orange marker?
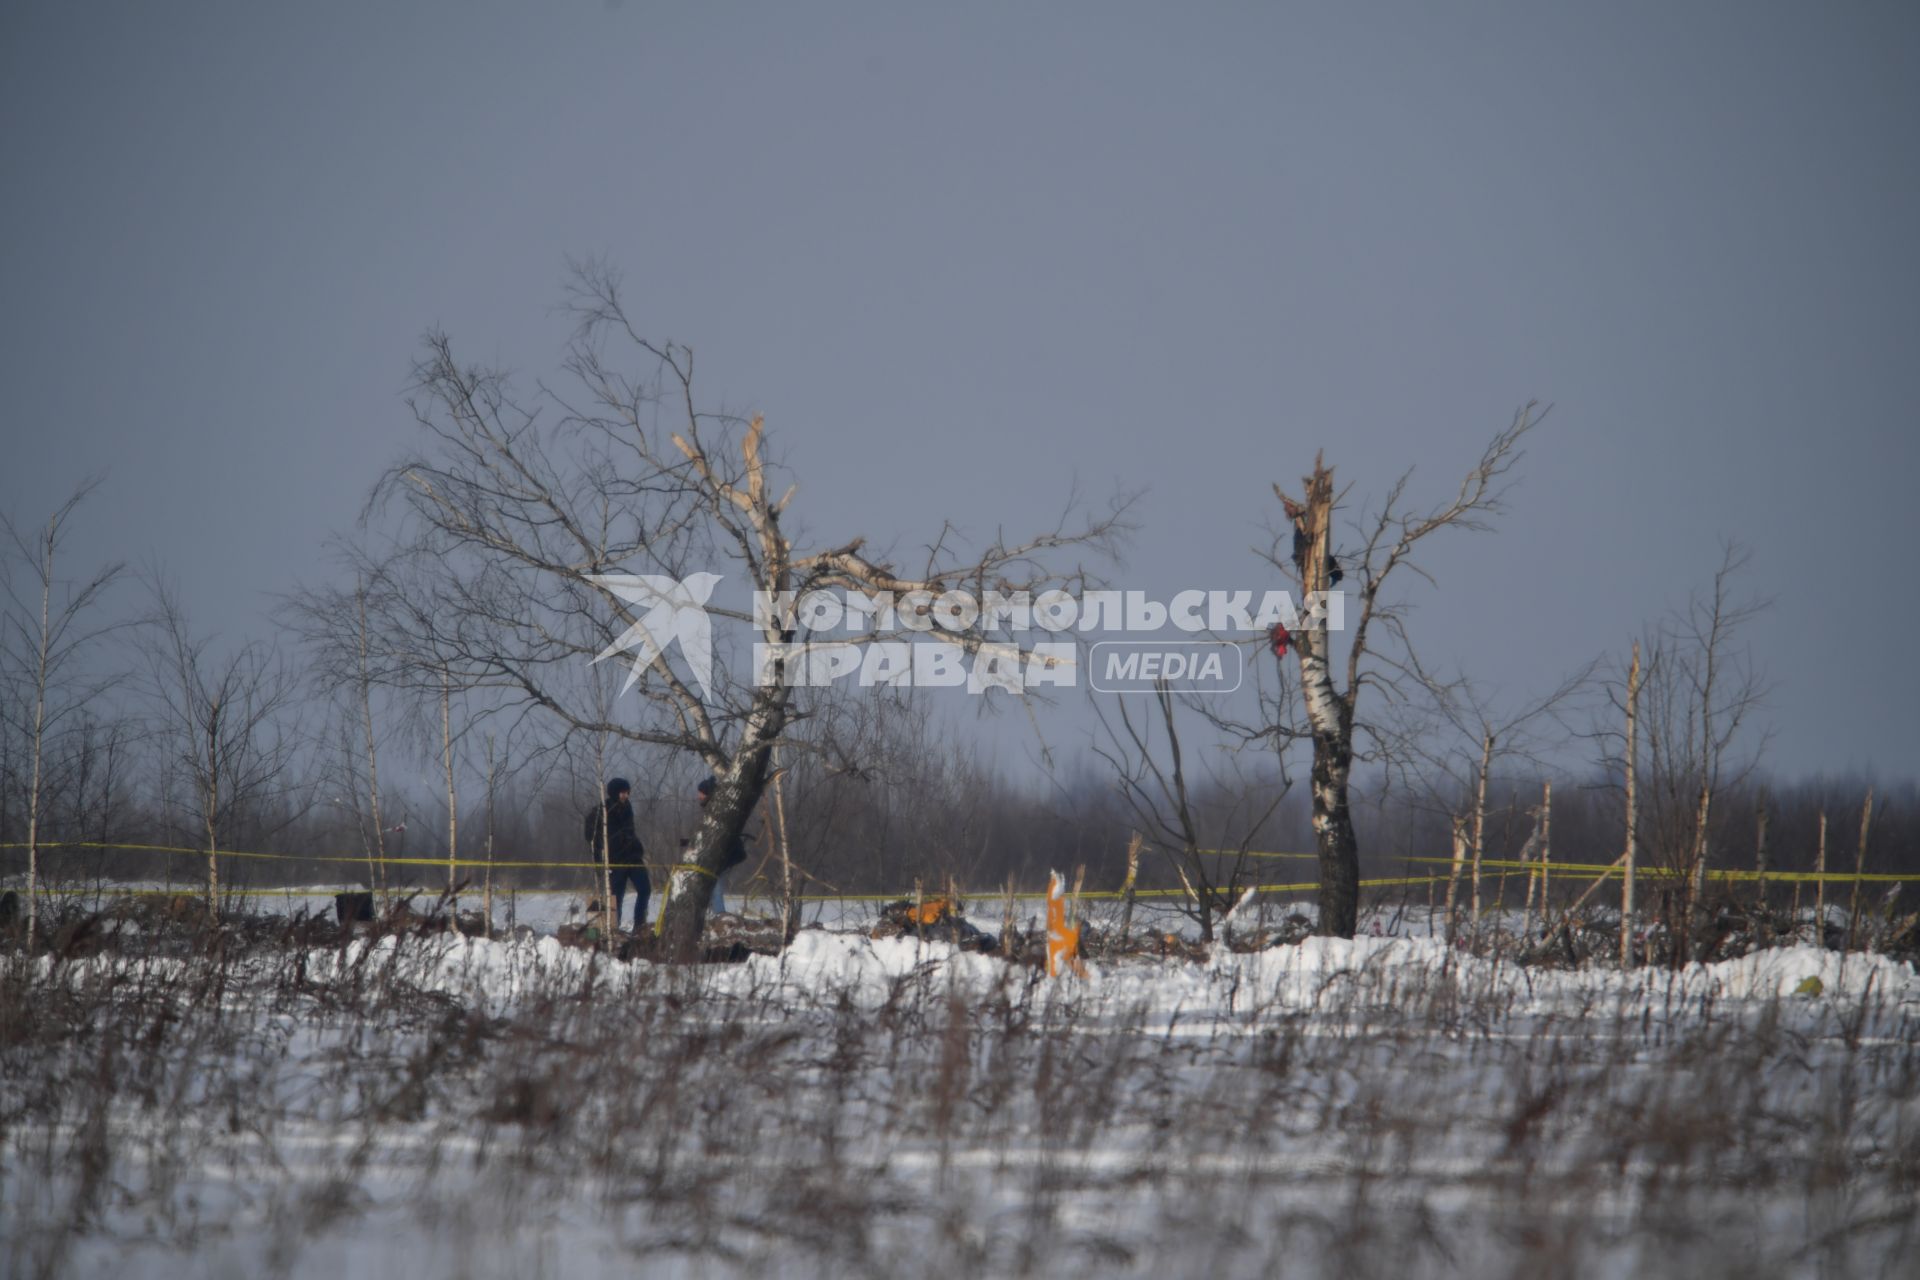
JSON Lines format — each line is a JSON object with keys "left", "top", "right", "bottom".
{"left": 1045, "top": 871, "right": 1085, "bottom": 978}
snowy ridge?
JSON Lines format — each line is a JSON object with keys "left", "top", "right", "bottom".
{"left": 273, "top": 926, "right": 1920, "bottom": 1018}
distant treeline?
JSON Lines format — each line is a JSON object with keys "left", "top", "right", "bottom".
{"left": 6, "top": 734, "right": 1909, "bottom": 909}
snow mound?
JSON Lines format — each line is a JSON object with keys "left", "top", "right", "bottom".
{"left": 1687, "top": 943, "right": 1914, "bottom": 1000}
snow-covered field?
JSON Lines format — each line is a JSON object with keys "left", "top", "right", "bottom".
{"left": 3, "top": 911, "right": 1916, "bottom": 1279}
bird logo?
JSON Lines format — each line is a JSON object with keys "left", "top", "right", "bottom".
{"left": 587, "top": 572, "right": 723, "bottom": 701}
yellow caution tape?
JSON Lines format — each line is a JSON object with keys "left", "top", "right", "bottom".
{"left": 1401, "top": 854, "right": 1920, "bottom": 883}
{"left": 1, "top": 841, "right": 694, "bottom": 873}
{"left": 11, "top": 840, "right": 1917, "bottom": 906}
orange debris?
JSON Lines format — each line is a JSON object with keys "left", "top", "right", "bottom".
{"left": 908, "top": 895, "right": 953, "bottom": 926}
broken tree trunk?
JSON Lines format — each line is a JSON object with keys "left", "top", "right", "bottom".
{"left": 1847, "top": 788, "right": 1874, "bottom": 950}
{"left": 1287, "top": 457, "right": 1360, "bottom": 937}
{"left": 442, "top": 671, "right": 459, "bottom": 937}
{"left": 1815, "top": 808, "right": 1828, "bottom": 942}
{"left": 770, "top": 743, "right": 798, "bottom": 943}
{"left": 1470, "top": 731, "right": 1493, "bottom": 928}
{"left": 1683, "top": 768, "right": 1712, "bottom": 966}
{"left": 655, "top": 691, "right": 784, "bottom": 960}
{"left": 1540, "top": 780, "right": 1552, "bottom": 919}
{"left": 1521, "top": 782, "right": 1551, "bottom": 940}
{"left": 1444, "top": 815, "right": 1467, "bottom": 943}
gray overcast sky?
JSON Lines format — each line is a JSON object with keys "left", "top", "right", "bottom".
{"left": 3, "top": 1, "right": 1916, "bottom": 778}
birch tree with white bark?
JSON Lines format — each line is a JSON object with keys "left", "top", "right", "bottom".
{"left": 0, "top": 481, "right": 127, "bottom": 947}
{"left": 145, "top": 582, "right": 300, "bottom": 920}
{"left": 1262, "top": 407, "right": 1544, "bottom": 938}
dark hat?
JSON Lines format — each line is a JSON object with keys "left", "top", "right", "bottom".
{"left": 696, "top": 776, "right": 716, "bottom": 797}
{"left": 607, "top": 777, "right": 631, "bottom": 801}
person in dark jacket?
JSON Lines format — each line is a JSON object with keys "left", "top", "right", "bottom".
{"left": 696, "top": 775, "right": 751, "bottom": 913}
{"left": 585, "top": 777, "right": 649, "bottom": 932}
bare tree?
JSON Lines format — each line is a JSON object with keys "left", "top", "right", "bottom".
{"left": 145, "top": 582, "right": 300, "bottom": 919}
{"left": 288, "top": 573, "right": 404, "bottom": 907}
{"left": 1262, "top": 407, "right": 1545, "bottom": 937}
{"left": 1092, "top": 681, "right": 1290, "bottom": 943}
{"left": 378, "top": 589, "right": 494, "bottom": 930}
{"left": 43, "top": 711, "right": 143, "bottom": 865}
{"left": 1400, "top": 657, "right": 1594, "bottom": 940}
{"left": 1631, "top": 544, "right": 1769, "bottom": 965}
{"left": 356, "top": 262, "right": 1129, "bottom": 957}
{"left": 749, "top": 683, "right": 1006, "bottom": 895}
{"left": 1, "top": 481, "right": 127, "bottom": 946}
